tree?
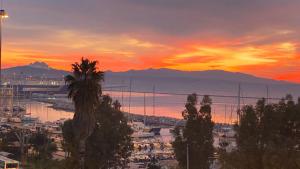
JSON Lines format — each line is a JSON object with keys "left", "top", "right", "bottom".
{"left": 172, "top": 94, "right": 214, "bottom": 169}
{"left": 62, "top": 120, "right": 76, "bottom": 159}
{"left": 26, "top": 159, "right": 67, "bottom": 169}
{"left": 147, "top": 157, "right": 162, "bottom": 169}
{"left": 220, "top": 95, "right": 300, "bottom": 169}
{"left": 29, "top": 131, "right": 57, "bottom": 159}
{"left": 65, "top": 58, "right": 104, "bottom": 169}
{"left": 62, "top": 95, "right": 133, "bottom": 169}
{"left": 0, "top": 129, "right": 24, "bottom": 160}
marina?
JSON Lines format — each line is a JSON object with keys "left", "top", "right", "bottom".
{"left": 0, "top": 80, "right": 249, "bottom": 168}
{"left": 0, "top": 94, "right": 180, "bottom": 168}
{"left": 0, "top": 93, "right": 237, "bottom": 168}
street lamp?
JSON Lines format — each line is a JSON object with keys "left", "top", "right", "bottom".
{"left": 0, "top": 8, "right": 8, "bottom": 85}
{"left": 187, "top": 142, "right": 189, "bottom": 169}
{"left": 182, "top": 137, "right": 190, "bottom": 169}
{"left": 0, "top": 9, "right": 8, "bottom": 18}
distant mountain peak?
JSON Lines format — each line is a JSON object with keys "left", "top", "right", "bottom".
{"left": 28, "top": 62, "right": 50, "bottom": 70}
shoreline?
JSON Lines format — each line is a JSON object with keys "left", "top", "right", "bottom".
{"left": 32, "top": 97, "right": 182, "bottom": 127}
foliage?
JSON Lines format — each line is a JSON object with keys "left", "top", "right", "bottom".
{"left": 62, "top": 95, "right": 133, "bottom": 169}
{"left": 62, "top": 120, "right": 76, "bottom": 158}
{"left": 0, "top": 130, "right": 21, "bottom": 159}
{"left": 147, "top": 157, "right": 162, "bottom": 169}
{"left": 219, "top": 95, "right": 300, "bottom": 169}
{"left": 29, "top": 131, "right": 57, "bottom": 159}
{"left": 172, "top": 94, "right": 214, "bottom": 169}
{"left": 26, "top": 158, "right": 67, "bottom": 169}
{"left": 65, "top": 58, "right": 104, "bottom": 168}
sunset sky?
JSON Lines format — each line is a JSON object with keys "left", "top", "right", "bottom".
{"left": 2, "top": 0, "right": 300, "bottom": 82}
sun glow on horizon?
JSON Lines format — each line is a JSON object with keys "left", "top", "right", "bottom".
{"left": 2, "top": 36, "right": 300, "bottom": 83}
{"left": 1, "top": 21, "right": 300, "bottom": 84}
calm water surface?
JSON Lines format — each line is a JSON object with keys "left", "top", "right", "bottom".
{"left": 21, "top": 100, "right": 73, "bottom": 122}
{"left": 16, "top": 89, "right": 271, "bottom": 124}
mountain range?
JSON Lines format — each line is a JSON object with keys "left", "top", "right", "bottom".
{"left": 3, "top": 62, "right": 68, "bottom": 79}
{"left": 3, "top": 62, "right": 300, "bottom": 98}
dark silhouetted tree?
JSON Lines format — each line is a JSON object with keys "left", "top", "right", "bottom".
{"left": 29, "top": 131, "right": 57, "bottom": 159}
{"left": 65, "top": 58, "right": 104, "bottom": 169}
{"left": 62, "top": 95, "right": 133, "bottom": 169}
{"left": 147, "top": 157, "right": 162, "bottom": 169}
{"left": 220, "top": 95, "right": 300, "bottom": 169}
{"left": 172, "top": 94, "right": 214, "bottom": 169}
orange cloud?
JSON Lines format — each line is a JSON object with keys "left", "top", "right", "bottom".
{"left": 164, "top": 42, "right": 297, "bottom": 72}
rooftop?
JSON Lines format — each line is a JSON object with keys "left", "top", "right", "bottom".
{"left": 0, "top": 155, "right": 19, "bottom": 163}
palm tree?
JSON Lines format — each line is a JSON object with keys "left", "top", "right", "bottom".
{"left": 65, "top": 58, "right": 104, "bottom": 169}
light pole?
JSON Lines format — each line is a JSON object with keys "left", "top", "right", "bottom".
{"left": 182, "top": 137, "right": 190, "bottom": 169}
{"left": 187, "top": 142, "right": 189, "bottom": 169}
{"left": 0, "top": 8, "right": 8, "bottom": 85}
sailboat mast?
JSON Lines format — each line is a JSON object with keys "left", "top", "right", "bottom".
{"left": 144, "top": 92, "right": 146, "bottom": 125}
{"left": 237, "top": 83, "right": 241, "bottom": 123}
{"left": 128, "top": 79, "right": 132, "bottom": 113}
{"left": 152, "top": 85, "right": 155, "bottom": 116}
{"left": 266, "top": 85, "right": 269, "bottom": 104}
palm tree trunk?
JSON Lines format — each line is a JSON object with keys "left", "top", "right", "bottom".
{"left": 73, "top": 101, "right": 97, "bottom": 169}
{"left": 74, "top": 111, "right": 95, "bottom": 169}
{"left": 79, "top": 139, "right": 86, "bottom": 169}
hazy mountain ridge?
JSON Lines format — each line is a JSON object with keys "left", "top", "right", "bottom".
{"left": 3, "top": 62, "right": 69, "bottom": 79}
{"left": 106, "top": 68, "right": 292, "bottom": 85}
{"left": 2, "top": 62, "right": 297, "bottom": 85}
{"left": 28, "top": 61, "right": 51, "bottom": 70}
{"left": 3, "top": 62, "right": 300, "bottom": 98}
